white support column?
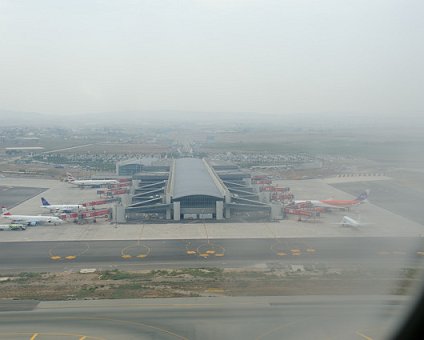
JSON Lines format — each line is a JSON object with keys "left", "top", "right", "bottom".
{"left": 216, "top": 201, "right": 223, "bottom": 220}
{"left": 120, "top": 194, "right": 130, "bottom": 207}
{"left": 131, "top": 180, "right": 140, "bottom": 195}
{"left": 173, "top": 201, "right": 180, "bottom": 221}
{"left": 225, "top": 206, "right": 231, "bottom": 219}
{"left": 270, "top": 203, "right": 282, "bottom": 220}
{"left": 114, "top": 205, "right": 127, "bottom": 223}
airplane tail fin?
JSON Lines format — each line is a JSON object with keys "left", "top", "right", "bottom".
{"left": 1, "top": 207, "right": 11, "bottom": 216}
{"left": 41, "top": 197, "right": 50, "bottom": 206}
{"left": 356, "top": 189, "right": 370, "bottom": 202}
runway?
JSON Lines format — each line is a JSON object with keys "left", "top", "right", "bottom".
{"left": 0, "top": 296, "right": 409, "bottom": 339}
{"left": 1, "top": 237, "right": 423, "bottom": 273}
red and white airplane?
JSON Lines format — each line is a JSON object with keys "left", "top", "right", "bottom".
{"left": 294, "top": 190, "right": 369, "bottom": 210}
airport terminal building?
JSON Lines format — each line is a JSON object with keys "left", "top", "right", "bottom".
{"left": 120, "top": 158, "right": 273, "bottom": 222}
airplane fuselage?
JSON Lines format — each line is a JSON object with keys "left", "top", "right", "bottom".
{"left": 294, "top": 199, "right": 361, "bottom": 209}
{"left": 294, "top": 190, "right": 369, "bottom": 209}
{"left": 41, "top": 204, "right": 84, "bottom": 212}
{"left": 70, "top": 180, "right": 119, "bottom": 187}
{"left": 320, "top": 199, "right": 362, "bottom": 207}
{"left": 2, "top": 214, "right": 64, "bottom": 225}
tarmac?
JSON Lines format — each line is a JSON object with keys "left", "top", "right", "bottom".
{"left": 0, "top": 176, "right": 422, "bottom": 242}
{"left": 331, "top": 179, "right": 424, "bottom": 225}
{"left": 0, "top": 296, "right": 408, "bottom": 340}
{"left": 1, "top": 237, "right": 422, "bottom": 273}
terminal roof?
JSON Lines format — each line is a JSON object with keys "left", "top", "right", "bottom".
{"left": 172, "top": 158, "right": 223, "bottom": 199}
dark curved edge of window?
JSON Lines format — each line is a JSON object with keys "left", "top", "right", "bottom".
{"left": 392, "top": 287, "right": 424, "bottom": 339}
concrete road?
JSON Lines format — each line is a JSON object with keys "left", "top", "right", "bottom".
{"left": 0, "top": 296, "right": 410, "bottom": 339}
{"left": 1, "top": 237, "right": 423, "bottom": 273}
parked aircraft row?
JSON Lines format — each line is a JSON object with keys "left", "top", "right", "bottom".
{"left": 1, "top": 192, "right": 117, "bottom": 226}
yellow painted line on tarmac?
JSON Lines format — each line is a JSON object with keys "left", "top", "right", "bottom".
{"left": 30, "top": 333, "right": 38, "bottom": 340}
{"left": 48, "top": 242, "right": 90, "bottom": 261}
{"left": 270, "top": 242, "right": 287, "bottom": 256}
{"left": 291, "top": 252, "right": 301, "bottom": 256}
{"left": 49, "top": 248, "right": 61, "bottom": 260}
{"left": 80, "top": 337, "right": 87, "bottom": 340}
{"left": 121, "top": 245, "right": 131, "bottom": 257}
{"left": 306, "top": 248, "right": 316, "bottom": 253}
{"left": 215, "top": 245, "right": 225, "bottom": 257}
{"left": 80, "top": 243, "right": 90, "bottom": 256}
{"left": 355, "top": 330, "right": 374, "bottom": 340}
{"left": 291, "top": 249, "right": 301, "bottom": 253}
{"left": 46, "top": 316, "right": 189, "bottom": 340}
{"left": 186, "top": 250, "right": 196, "bottom": 255}
{"left": 121, "top": 242, "right": 150, "bottom": 260}
{"left": 196, "top": 242, "right": 225, "bottom": 258}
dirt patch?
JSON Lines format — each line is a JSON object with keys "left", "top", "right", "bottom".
{"left": 0, "top": 267, "right": 418, "bottom": 301}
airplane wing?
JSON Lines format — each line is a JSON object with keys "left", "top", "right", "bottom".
{"left": 331, "top": 221, "right": 374, "bottom": 226}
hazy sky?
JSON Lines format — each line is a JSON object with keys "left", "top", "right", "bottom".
{"left": 0, "top": 0, "right": 423, "bottom": 117}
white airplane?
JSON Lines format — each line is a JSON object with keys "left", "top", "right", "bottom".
{"left": 66, "top": 173, "right": 119, "bottom": 188}
{"left": 1, "top": 207, "right": 65, "bottom": 226}
{"left": 40, "top": 197, "right": 85, "bottom": 213}
{"left": 333, "top": 216, "right": 374, "bottom": 228}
